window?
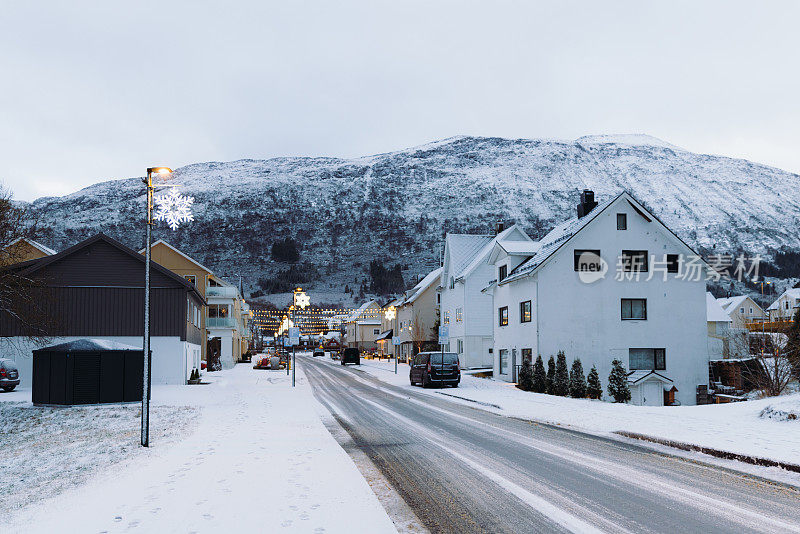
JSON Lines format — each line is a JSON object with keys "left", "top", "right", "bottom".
{"left": 373, "top": 328, "right": 380, "bottom": 335}
{"left": 617, "top": 213, "right": 627, "bottom": 230}
{"left": 499, "top": 349, "right": 508, "bottom": 374}
{"left": 749, "top": 307, "right": 753, "bottom": 315}
{"left": 443, "top": 311, "right": 450, "bottom": 324}
{"left": 621, "top": 250, "right": 649, "bottom": 272}
{"left": 449, "top": 277, "right": 455, "bottom": 290}
{"left": 498, "top": 264, "right": 507, "bottom": 280}
{"left": 740, "top": 307, "right": 745, "bottom": 314}
{"left": 208, "top": 304, "right": 230, "bottom": 318}
{"left": 574, "top": 249, "right": 602, "bottom": 271}
{"left": 629, "top": 348, "right": 666, "bottom": 370}
{"left": 498, "top": 306, "right": 508, "bottom": 326}
{"left": 621, "top": 299, "right": 647, "bottom": 320}
{"left": 666, "top": 254, "right": 680, "bottom": 273}
{"left": 185, "top": 275, "right": 196, "bottom": 286}
{"left": 457, "top": 339, "right": 463, "bottom": 354}
{"left": 520, "top": 300, "right": 531, "bottom": 323}
{"left": 455, "top": 307, "right": 463, "bottom": 323}
{"left": 521, "top": 348, "right": 532, "bottom": 363}
{"left": 437, "top": 293, "right": 441, "bottom": 304}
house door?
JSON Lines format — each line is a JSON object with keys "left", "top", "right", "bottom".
{"left": 642, "top": 381, "right": 663, "bottom": 406}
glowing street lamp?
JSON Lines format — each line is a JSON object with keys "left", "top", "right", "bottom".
{"left": 141, "top": 166, "right": 194, "bottom": 448}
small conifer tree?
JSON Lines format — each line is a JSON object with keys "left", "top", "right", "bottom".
{"left": 569, "top": 358, "right": 587, "bottom": 398}
{"left": 546, "top": 355, "right": 556, "bottom": 394}
{"left": 532, "top": 355, "right": 547, "bottom": 393}
{"left": 518, "top": 357, "right": 533, "bottom": 391}
{"left": 608, "top": 359, "right": 631, "bottom": 403}
{"left": 587, "top": 365, "right": 602, "bottom": 400}
{"left": 554, "top": 351, "right": 569, "bottom": 396}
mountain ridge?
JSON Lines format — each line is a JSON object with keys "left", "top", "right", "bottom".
{"left": 23, "top": 134, "right": 800, "bottom": 306}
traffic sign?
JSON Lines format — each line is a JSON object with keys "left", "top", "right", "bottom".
{"left": 288, "top": 327, "right": 300, "bottom": 346}
{"left": 438, "top": 325, "right": 449, "bottom": 345}
{"left": 392, "top": 337, "right": 400, "bottom": 346}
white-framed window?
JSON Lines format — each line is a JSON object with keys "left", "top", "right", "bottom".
{"left": 455, "top": 307, "right": 463, "bottom": 323}
{"left": 449, "top": 277, "right": 455, "bottom": 289}
{"left": 443, "top": 311, "right": 450, "bottom": 324}
{"left": 740, "top": 307, "right": 745, "bottom": 314}
{"left": 373, "top": 328, "right": 380, "bottom": 335}
{"left": 457, "top": 339, "right": 463, "bottom": 354}
{"left": 499, "top": 349, "right": 508, "bottom": 374}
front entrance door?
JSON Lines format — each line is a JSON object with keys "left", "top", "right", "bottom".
{"left": 642, "top": 381, "right": 663, "bottom": 406}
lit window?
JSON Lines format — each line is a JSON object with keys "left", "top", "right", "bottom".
{"left": 443, "top": 311, "right": 450, "bottom": 324}
{"left": 498, "top": 306, "right": 508, "bottom": 326}
{"left": 520, "top": 300, "right": 531, "bottom": 323}
{"left": 455, "top": 307, "right": 463, "bottom": 323}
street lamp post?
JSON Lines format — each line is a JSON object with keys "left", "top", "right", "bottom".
{"left": 141, "top": 166, "right": 194, "bottom": 447}
{"left": 142, "top": 167, "right": 172, "bottom": 447}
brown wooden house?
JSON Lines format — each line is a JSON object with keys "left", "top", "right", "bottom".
{"left": 0, "top": 234, "right": 205, "bottom": 385}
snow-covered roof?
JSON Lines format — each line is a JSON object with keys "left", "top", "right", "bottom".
{"left": 496, "top": 241, "right": 540, "bottom": 255}
{"left": 6, "top": 237, "right": 56, "bottom": 256}
{"left": 767, "top": 288, "right": 800, "bottom": 310}
{"left": 39, "top": 339, "right": 142, "bottom": 352}
{"left": 405, "top": 267, "right": 443, "bottom": 304}
{"left": 357, "top": 319, "right": 381, "bottom": 325}
{"left": 707, "top": 293, "right": 732, "bottom": 323}
{"left": 502, "top": 195, "right": 619, "bottom": 283}
{"left": 626, "top": 370, "right": 673, "bottom": 385}
{"left": 346, "top": 300, "right": 379, "bottom": 322}
{"left": 444, "top": 234, "right": 493, "bottom": 280}
{"left": 716, "top": 295, "right": 750, "bottom": 314}
{"left": 458, "top": 225, "right": 532, "bottom": 281}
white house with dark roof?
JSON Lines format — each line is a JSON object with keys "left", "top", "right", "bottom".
{"left": 484, "top": 190, "right": 709, "bottom": 406}
{"left": 440, "top": 225, "right": 535, "bottom": 369}
{"left": 716, "top": 295, "right": 766, "bottom": 329}
{"left": 767, "top": 288, "right": 800, "bottom": 322}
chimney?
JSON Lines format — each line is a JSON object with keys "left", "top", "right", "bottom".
{"left": 495, "top": 222, "right": 505, "bottom": 235}
{"left": 576, "top": 189, "right": 598, "bottom": 218}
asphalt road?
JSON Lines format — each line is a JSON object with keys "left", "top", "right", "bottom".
{"left": 301, "top": 356, "right": 800, "bottom": 534}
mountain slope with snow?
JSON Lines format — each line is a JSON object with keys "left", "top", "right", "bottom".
{"left": 26, "top": 135, "right": 800, "bottom": 305}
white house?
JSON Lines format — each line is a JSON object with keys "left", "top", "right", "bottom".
{"left": 767, "top": 288, "right": 800, "bottom": 322}
{"left": 344, "top": 300, "right": 383, "bottom": 350}
{"left": 707, "top": 292, "right": 733, "bottom": 360}
{"left": 485, "top": 190, "right": 709, "bottom": 406}
{"left": 716, "top": 295, "right": 766, "bottom": 329}
{"left": 440, "top": 225, "right": 535, "bottom": 369}
{"left": 389, "top": 267, "right": 442, "bottom": 362}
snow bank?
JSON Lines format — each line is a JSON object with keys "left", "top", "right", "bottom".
{"left": 341, "top": 358, "right": 800, "bottom": 467}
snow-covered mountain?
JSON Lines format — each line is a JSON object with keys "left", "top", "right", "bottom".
{"left": 26, "top": 135, "right": 800, "bottom": 306}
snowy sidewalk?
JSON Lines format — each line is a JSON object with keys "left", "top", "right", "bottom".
{"left": 7, "top": 365, "right": 396, "bottom": 534}
{"left": 332, "top": 357, "right": 800, "bottom": 469}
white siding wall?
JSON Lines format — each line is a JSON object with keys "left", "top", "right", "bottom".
{"left": 492, "top": 199, "right": 708, "bottom": 406}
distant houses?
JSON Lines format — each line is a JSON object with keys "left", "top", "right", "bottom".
{"left": 766, "top": 288, "right": 800, "bottom": 322}
{"left": 439, "top": 224, "right": 534, "bottom": 369}
{"left": 344, "top": 300, "right": 382, "bottom": 351}
{"left": 716, "top": 295, "right": 766, "bottom": 329}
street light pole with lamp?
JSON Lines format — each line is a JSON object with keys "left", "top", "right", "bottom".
{"left": 384, "top": 306, "right": 397, "bottom": 374}
{"left": 141, "top": 167, "right": 194, "bottom": 447}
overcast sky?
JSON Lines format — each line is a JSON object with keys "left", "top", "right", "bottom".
{"left": 1, "top": 1, "right": 797, "bottom": 201}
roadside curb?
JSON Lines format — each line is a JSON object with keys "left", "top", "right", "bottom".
{"left": 614, "top": 431, "right": 800, "bottom": 474}
{"left": 435, "top": 391, "right": 502, "bottom": 409}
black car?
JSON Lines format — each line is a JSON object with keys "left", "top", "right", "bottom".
{"left": 0, "top": 359, "right": 20, "bottom": 392}
{"left": 340, "top": 347, "right": 360, "bottom": 365}
{"left": 410, "top": 351, "right": 460, "bottom": 388}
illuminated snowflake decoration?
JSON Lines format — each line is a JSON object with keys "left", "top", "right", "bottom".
{"left": 153, "top": 188, "right": 194, "bottom": 230}
{"left": 294, "top": 291, "right": 310, "bottom": 309}
{"left": 384, "top": 306, "right": 396, "bottom": 320}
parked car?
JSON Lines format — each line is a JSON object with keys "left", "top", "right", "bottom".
{"left": 410, "top": 352, "right": 460, "bottom": 388}
{"left": 313, "top": 348, "right": 325, "bottom": 358}
{"left": 0, "top": 359, "right": 20, "bottom": 392}
{"left": 340, "top": 347, "right": 360, "bottom": 365}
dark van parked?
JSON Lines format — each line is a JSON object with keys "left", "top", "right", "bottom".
{"left": 341, "top": 347, "right": 360, "bottom": 365}
{"left": 0, "top": 359, "right": 20, "bottom": 392}
{"left": 410, "top": 351, "right": 460, "bottom": 388}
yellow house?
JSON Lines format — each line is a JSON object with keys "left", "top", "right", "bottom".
{"left": 142, "top": 240, "right": 251, "bottom": 367}
{"left": 1, "top": 237, "right": 56, "bottom": 265}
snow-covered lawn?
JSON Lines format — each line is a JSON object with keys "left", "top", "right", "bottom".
{"left": 337, "top": 357, "right": 800, "bottom": 467}
{"left": 0, "top": 399, "right": 195, "bottom": 513}
{"left": 3, "top": 365, "right": 396, "bottom": 534}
